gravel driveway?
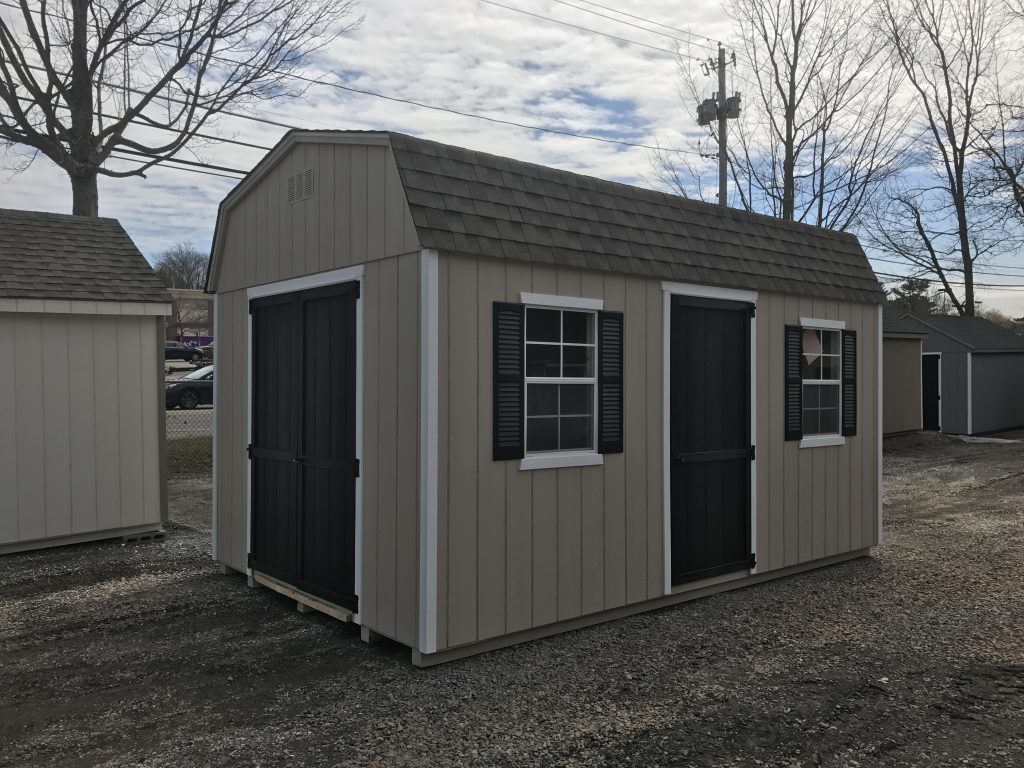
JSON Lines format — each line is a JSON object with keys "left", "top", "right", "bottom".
{"left": 2, "top": 433, "right": 1022, "bottom": 767}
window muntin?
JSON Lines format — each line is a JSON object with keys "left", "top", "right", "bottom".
{"left": 524, "top": 307, "right": 597, "bottom": 453}
{"left": 801, "top": 328, "right": 841, "bottom": 437}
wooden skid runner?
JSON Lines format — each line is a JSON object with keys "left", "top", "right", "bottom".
{"left": 252, "top": 571, "right": 355, "bottom": 623}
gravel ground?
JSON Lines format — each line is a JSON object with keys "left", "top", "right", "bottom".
{"left": 2, "top": 433, "right": 1023, "bottom": 767}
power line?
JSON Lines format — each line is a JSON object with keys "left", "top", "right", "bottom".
{"left": 478, "top": 0, "right": 679, "bottom": 56}
{"left": 3, "top": 3, "right": 703, "bottom": 156}
{"left": 874, "top": 270, "right": 1024, "bottom": 290}
{"left": 106, "top": 152, "right": 243, "bottom": 180}
{"left": 564, "top": 0, "right": 719, "bottom": 47}
{"left": 541, "top": 0, "right": 716, "bottom": 52}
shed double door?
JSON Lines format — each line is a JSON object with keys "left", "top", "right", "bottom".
{"left": 669, "top": 295, "right": 754, "bottom": 585}
{"left": 249, "top": 282, "right": 359, "bottom": 611}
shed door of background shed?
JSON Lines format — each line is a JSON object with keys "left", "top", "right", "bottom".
{"left": 250, "top": 282, "right": 359, "bottom": 611}
{"left": 669, "top": 295, "right": 753, "bottom": 585}
{"left": 922, "top": 354, "right": 940, "bottom": 431}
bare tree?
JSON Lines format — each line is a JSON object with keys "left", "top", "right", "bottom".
{"left": 0, "top": 0, "right": 360, "bottom": 216}
{"left": 654, "top": 0, "right": 909, "bottom": 231}
{"left": 871, "top": 0, "right": 1017, "bottom": 315}
{"left": 153, "top": 241, "right": 206, "bottom": 289}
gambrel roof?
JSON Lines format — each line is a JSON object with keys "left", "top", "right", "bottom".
{"left": 209, "top": 131, "right": 884, "bottom": 303}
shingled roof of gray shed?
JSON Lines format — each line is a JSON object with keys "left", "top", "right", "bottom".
{"left": 0, "top": 208, "right": 171, "bottom": 303}
{"left": 903, "top": 314, "right": 1024, "bottom": 353}
{"left": 387, "top": 133, "right": 884, "bottom": 304}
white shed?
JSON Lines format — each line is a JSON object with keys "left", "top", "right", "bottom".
{"left": 0, "top": 209, "right": 172, "bottom": 553}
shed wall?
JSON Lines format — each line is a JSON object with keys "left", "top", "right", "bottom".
{"left": 431, "top": 253, "right": 880, "bottom": 654}
{"left": 883, "top": 337, "right": 922, "bottom": 434}
{"left": 212, "top": 253, "right": 421, "bottom": 648}
{"left": 971, "top": 353, "right": 1024, "bottom": 434}
{"left": 213, "top": 139, "right": 420, "bottom": 294}
{"left": 0, "top": 312, "right": 164, "bottom": 550}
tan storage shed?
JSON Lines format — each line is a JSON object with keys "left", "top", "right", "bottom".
{"left": 882, "top": 311, "right": 926, "bottom": 435}
{"left": 206, "top": 131, "right": 884, "bottom": 666}
{"left": 0, "top": 210, "right": 171, "bottom": 553}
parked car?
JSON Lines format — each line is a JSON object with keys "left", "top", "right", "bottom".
{"left": 165, "top": 340, "right": 204, "bottom": 363}
{"left": 200, "top": 342, "right": 214, "bottom": 362}
{"left": 165, "top": 365, "right": 214, "bottom": 409}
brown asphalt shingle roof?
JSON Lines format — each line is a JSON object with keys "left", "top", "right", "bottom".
{"left": 388, "top": 133, "right": 885, "bottom": 304}
{"left": 0, "top": 209, "right": 171, "bottom": 303}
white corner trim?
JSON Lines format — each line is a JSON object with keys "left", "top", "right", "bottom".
{"left": 353, "top": 274, "right": 365, "bottom": 624}
{"left": 662, "top": 289, "right": 672, "bottom": 595}
{"left": 876, "top": 304, "right": 883, "bottom": 546}
{"left": 211, "top": 293, "right": 219, "bottom": 563}
{"left": 966, "top": 352, "right": 973, "bottom": 436}
{"left": 245, "top": 310, "right": 253, "bottom": 577}
{"left": 661, "top": 281, "right": 757, "bottom": 304}
{"left": 519, "top": 452, "right": 604, "bottom": 471}
{"left": 419, "top": 249, "right": 440, "bottom": 655}
{"left": 246, "top": 264, "right": 365, "bottom": 299}
{"left": 519, "top": 292, "right": 604, "bottom": 310}
{"left": 800, "top": 316, "right": 846, "bottom": 330}
{"left": 799, "top": 434, "right": 846, "bottom": 449}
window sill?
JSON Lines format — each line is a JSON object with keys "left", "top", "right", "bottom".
{"left": 799, "top": 435, "right": 846, "bottom": 449}
{"left": 519, "top": 452, "right": 604, "bottom": 471}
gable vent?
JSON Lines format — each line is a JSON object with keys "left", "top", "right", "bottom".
{"left": 287, "top": 168, "right": 314, "bottom": 204}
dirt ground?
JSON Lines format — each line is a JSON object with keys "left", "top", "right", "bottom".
{"left": 2, "top": 433, "right": 1023, "bottom": 768}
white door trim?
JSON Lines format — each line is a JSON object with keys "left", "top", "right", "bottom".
{"left": 662, "top": 282, "right": 759, "bottom": 594}
{"left": 966, "top": 352, "right": 973, "bottom": 435}
{"left": 419, "top": 249, "right": 440, "bottom": 654}
{"left": 244, "top": 263, "right": 365, "bottom": 621}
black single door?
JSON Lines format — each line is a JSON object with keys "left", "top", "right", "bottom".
{"left": 670, "top": 295, "right": 754, "bottom": 585}
{"left": 922, "top": 355, "right": 940, "bottom": 431}
{"left": 250, "top": 281, "right": 359, "bottom": 611}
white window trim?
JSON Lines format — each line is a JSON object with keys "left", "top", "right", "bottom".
{"left": 799, "top": 434, "right": 846, "bottom": 449}
{"left": 520, "top": 451, "right": 604, "bottom": 471}
{"left": 520, "top": 292, "right": 603, "bottom": 310}
{"left": 800, "top": 316, "right": 845, "bottom": 330}
{"left": 520, "top": 302, "right": 600, "bottom": 468}
{"left": 799, "top": 320, "right": 845, "bottom": 447}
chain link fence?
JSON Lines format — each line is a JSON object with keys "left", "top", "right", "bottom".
{"left": 166, "top": 406, "right": 214, "bottom": 477}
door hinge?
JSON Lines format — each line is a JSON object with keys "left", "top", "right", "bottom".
{"left": 749, "top": 553, "right": 757, "bottom": 569}
{"left": 353, "top": 281, "right": 361, "bottom": 299}
{"left": 247, "top": 552, "right": 253, "bottom": 568}
{"left": 246, "top": 443, "right": 253, "bottom": 460}
{"left": 749, "top": 444, "right": 756, "bottom": 461}
{"left": 353, "top": 458, "right": 360, "bottom": 478}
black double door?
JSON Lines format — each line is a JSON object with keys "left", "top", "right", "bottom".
{"left": 670, "top": 295, "right": 754, "bottom": 585}
{"left": 249, "top": 282, "right": 359, "bottom": 611}
{"left": 922, "top": 355, "right": 940, "bottom": 431}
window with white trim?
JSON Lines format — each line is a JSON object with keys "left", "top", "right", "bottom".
{"left": 801, "top": 327, "right": 841, "bottom": 436}
{"left": 524, "top": 307, "right": 597, "bottom": 453}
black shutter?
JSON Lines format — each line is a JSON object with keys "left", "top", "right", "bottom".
{"left": 784, "top": 325, "right": 803, "bottom": 441}
{"left": 841, "top": 329, "right": 857, "bottom": 437}
{"left": 493, "top": 302, "right": 525, "bottom": 460}
{"left": 598, "top": 311, "right": 624, "bottom": 454}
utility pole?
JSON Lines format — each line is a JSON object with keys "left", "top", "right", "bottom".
{"left": 697, "top": 45, "right": 741, "bottom": 207}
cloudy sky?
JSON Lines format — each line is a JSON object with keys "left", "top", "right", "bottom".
{"left": 2, "top": 0, "right": 1024, "bottom": 315}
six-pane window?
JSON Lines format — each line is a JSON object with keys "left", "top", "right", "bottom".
{"left": 801, "top": 328, "right": 841, "bottom": 436}
{"left": 524, "top": 308, "right": 596, "bottom": 453}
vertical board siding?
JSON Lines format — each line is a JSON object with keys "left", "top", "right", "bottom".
{"left": 214, "top": 254, "right": 420, "bottom": 649}
{"left": 0, "top": 313, "right": 162, "bottom": 548}
{"left": 435, "top": 266, "right": 882, "bottom": 653}
{"left": 215, "top": 142, "right": 421, "bottom": 294}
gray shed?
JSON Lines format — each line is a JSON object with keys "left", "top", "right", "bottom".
{"left": 0, "top": 209, "right": 171, "bottom": 553}
{"left": 206, "top": 130, "right": 884, "bottom": 666}
{"left": 882, "top": 310, "right": 927, "bottom": 435}
{"left": 902, "top": 314, "right": 1024, "bottom": 435}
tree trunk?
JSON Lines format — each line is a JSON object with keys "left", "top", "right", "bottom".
{"left": 70, "top": 170, "right": 99, "bottom": 216}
